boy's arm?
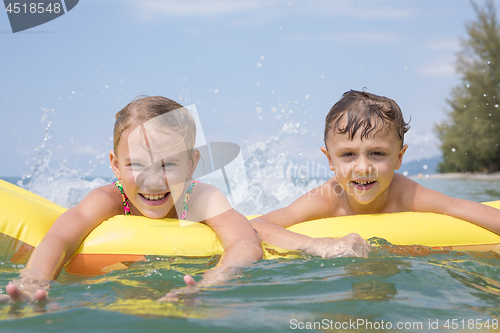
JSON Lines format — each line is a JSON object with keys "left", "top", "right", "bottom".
{"left": 251, "top": 182, "right": 336, "bottom": 251}
{"left": 412, "top": 184, "right": 500, "bottom": 235}
{"left": 251, "top": 184, "right": 370, "bottom": 257}
{"left": 254, "top": 183, "right": 338, "bottom": 228}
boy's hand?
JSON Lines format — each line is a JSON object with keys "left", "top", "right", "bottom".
{"left": 303, "top": 233, "right": 371, "bottom": 258}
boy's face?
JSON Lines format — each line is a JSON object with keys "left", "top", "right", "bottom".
{"left": 321, "top": 125, "right": 407, "bottom": 209}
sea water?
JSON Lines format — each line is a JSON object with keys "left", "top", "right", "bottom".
{"left": 1, "top": 124, "right": 500, "bottom": 332}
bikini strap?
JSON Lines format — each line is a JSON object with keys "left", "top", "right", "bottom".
{"left": 113, "top": 181, "right": 131, "bottom": 216}
{"left": 180, "top": 180, "right": 200, "bottom": 220}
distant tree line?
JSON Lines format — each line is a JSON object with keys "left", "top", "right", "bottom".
{"left": 436, "top": 0, "right": 500, "bottom": 173}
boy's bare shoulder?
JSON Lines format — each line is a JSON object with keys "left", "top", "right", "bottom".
{"left": 389, "top": 174, "right": 422, "bottom": 210}
{"left": 391, "top": 173, "right": 418, "bottom": 188}
{"left": 299, "top": 177, "right": 343, "bottom": 215}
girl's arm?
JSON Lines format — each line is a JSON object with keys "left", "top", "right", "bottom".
{"left": 4, "top": 185, "right": 122, "bottom": 302}
{"left": 200, "top": 207, "right": 263, "bottom": 284}
{"left": 159, "top": 186, "right": 262, "bottom": 301}
{"left": 194, "top": 186, "right": 262, "bottom": 284}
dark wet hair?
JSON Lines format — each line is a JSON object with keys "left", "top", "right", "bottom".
{"left": 324, "top": 90, "right": 410, "bottom": 146}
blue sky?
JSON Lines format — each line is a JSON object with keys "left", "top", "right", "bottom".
{"left": 0, "top": 0, "right": 495, "bottom": 178}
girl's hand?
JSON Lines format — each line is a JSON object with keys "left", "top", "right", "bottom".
{"left": 302, "top": 233, "right": 371, "bottom": 258}
{"left": 158, "top": 267, "right": 235, "bottom": 302}
{"left": 158, "top": 275, "right": 198, "bottom": 302}
{"left": 0, "top": 268, "right": 50, "bottom": 303}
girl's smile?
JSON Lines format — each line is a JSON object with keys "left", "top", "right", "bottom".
{"left": 139, "top": 191, "right": 169, "bottom": 204}
{"left": 110, "top": 125, "right": 195, "bottom": 219}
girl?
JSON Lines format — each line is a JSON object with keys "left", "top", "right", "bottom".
{"left": 2, "top": 96, "right": 263, "bottom": 303}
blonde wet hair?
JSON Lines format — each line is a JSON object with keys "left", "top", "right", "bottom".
{"left": 113, "top": 96, "right": 196, "bottom": 156}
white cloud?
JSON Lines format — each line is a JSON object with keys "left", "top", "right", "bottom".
{"left": 120, "top": 0, "right": 269, "bottom": 18}
{"left": 296, "top": 0, "right": 413, "bottom": 19}
{"left": 115, "top": 0, "right": 416, "bottom": 21}
{"left": 424, "top": 39, "right": 460, "bottom": 51}
{"left": 285, "top": 31, "right": 401, "bottom": 44}
{"left": 403, "top": 127, "right": 441, "bottom": 162}
{"left": 416, "top": 55, "right": 457, "bottom": 77}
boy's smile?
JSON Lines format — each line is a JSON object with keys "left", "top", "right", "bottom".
{"left": 321, "top": 125, "right": 407, "bottom": 213}
{"left": 351, "top": 180, "right": 376, "bottom": 191}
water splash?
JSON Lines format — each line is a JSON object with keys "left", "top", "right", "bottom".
{"left": 17, "top": 107, "right": 323, "bottom": 213}
{"left": 233, "top": 121, "right": 322, "bottom": 215}
{"left": 18, "top": 106, "right": 110, "bottom": 208}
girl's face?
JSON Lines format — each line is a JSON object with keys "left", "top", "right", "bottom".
{"left": 110, "top": 125, "right": 198, "bottom": 219}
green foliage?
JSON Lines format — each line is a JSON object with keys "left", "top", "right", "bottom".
{"left": 436, "top": 0, "right": 500, "bottom": 173}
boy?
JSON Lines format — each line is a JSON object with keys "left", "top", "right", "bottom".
{"left": 251, "top": 90, "right": 500, "bottom": 258}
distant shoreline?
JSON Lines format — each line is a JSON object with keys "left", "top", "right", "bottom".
{"left": 411, "top": 172, "right": 500, "bottom": 180}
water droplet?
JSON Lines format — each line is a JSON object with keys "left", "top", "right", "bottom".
{"left": 256, "top": 83, "right": 260, "bottom": 86}
{"left": 451, "top": 148, "right": 456, "bottom": 152}
{"left": 423, "top": 165, "right": 428, "bottom": 170}
{"left": 214, "top": 89, "right": 219, "bottom": 93}
{"left": 257, "top": 62, "right": 262, "bottom": 67}
{"left": 271, "top": 90, "right": 274, "bottom": 94}
{"left": 404, "top": 66, "right": 408, "bottom": 70}
{"left": 256, "top": 107, "right": 262, "bottom": 113}
{"left": 261, "top": 56, "right": 265, "bottom": 60}
{"left": 484, "top": 94, "right": 487, "bottom": 97}
{"left": 466, "top": 84, "right": 470, "bottom": 88}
